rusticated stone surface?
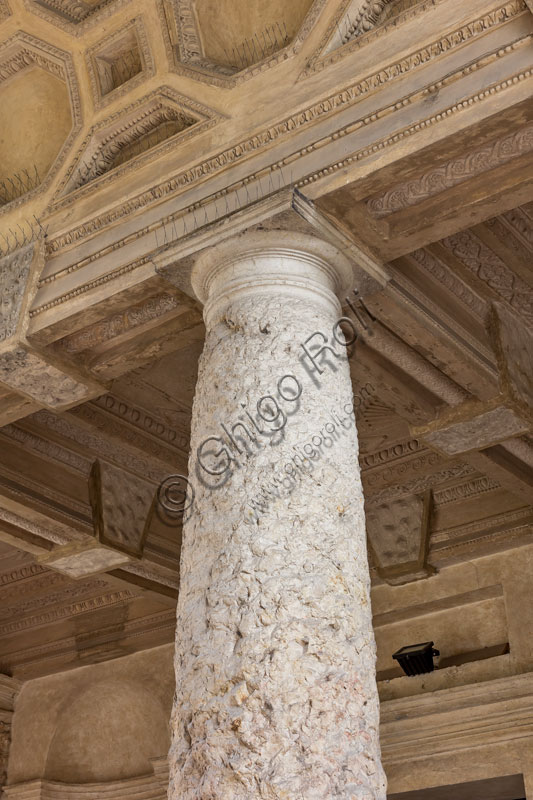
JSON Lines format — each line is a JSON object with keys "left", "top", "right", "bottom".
{"left": 169, "top": 236, "right": 386, "bottom": 800}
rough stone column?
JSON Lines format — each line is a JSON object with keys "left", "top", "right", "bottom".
{"left": 169, "top": 231, "right": 386, "bottom": 800}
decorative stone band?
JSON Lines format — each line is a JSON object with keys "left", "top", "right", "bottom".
{"left": 191, "top": 230, "right": 355, "bottom": 326}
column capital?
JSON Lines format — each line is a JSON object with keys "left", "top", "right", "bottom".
{"left": 191, "top": 230, "right": 354, "bottom": 325}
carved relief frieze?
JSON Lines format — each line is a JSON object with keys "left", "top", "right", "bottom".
{"left": 0, "top": 32, "right": 82, "bottom": 213}
{"left": 0, "top": 423, "right": 91, "bottom": 474}
{"left": 0, "top": 578, "right": 109, "bottom": 623}
{"left": 32, "top": 410, "right": 171, "bottom": 483}
{"left": 0, "top": 718, "right": 10, "bottom": 792}
{"left": 432, "top": 475, "right": 500, "bottom": 506}
{"left": 366, "top": 124, "right": 533, "bottom": 218}
{"left": 0, "top": 589, "right": 134, "bottom": 636}
{"left": 55, "top": 293, "right": 182, "bottom": 352}
{"left": 91, "top": 394, "right": 189, "bottom": 451}
{"left": 406, "top": 248, "right": 488, "bottom": 319}
{"left": 441, "top": 230, "right": 533, "bottom": 325}
{"left": 0, "top": 244, "right": 101, "bottom": 412}
{"left": 0, "top": 246, "right": 34, "bottom": 343}
{"left": 0, "top": 0, "right": 11, "bottom": 22}
{"left": 498, "top": 206, "right": 533, "bottom": 251}
{"left": 367, "top": 462, "right": 476, "bottom": 504}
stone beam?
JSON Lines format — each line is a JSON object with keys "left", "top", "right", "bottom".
{"left": 0, "top": 245, "right": 105, "bottom": 427}
{"left": 412, "top": 302, "right": 532, "bottom": 455}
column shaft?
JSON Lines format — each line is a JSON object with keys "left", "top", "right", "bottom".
{"left": 169, "top": 232, "right": 386, "bottom": 800}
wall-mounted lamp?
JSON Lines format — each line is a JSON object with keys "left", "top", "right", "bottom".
{"left": 392, "top": 642, "right": 440, "bottom": 676}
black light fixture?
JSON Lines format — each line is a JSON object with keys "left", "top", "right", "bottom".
{"left": 392, "top": 642, "right": 440, "bottom": 676}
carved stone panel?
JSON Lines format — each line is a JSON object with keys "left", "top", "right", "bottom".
{"left": 89, "top": 460, "right": 155, "bottom": 558}
{"left": 366, "top": 490, "right": 435, "bottom": 584}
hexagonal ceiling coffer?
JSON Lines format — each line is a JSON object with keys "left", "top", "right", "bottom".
{"left": 162, "top": 0, "right": 329, "bottom": 86}
{"left": 57, "top": 87, "right": 222, "bottom": 198}
{"left": 0, "top": 32, "right": 81, "bottom": 212}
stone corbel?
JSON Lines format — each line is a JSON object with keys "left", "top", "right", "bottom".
{"left": 366, "top": 489, "right": 435, "bottom": 585}
{"left": 39, "top": 459, "right": 156, "bottom": 579}
{"left": 411, "top": 302, "right": 532, "bottom": 455}
{"left": 0, "top": 244, "right": 105, "bottom": 424}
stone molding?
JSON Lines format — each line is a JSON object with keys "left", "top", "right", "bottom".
{"left": 4, "top": 772, "right": 167, "bottom": 798}
{"left": 192, "top": 230, "right": 355, "bottom": 325}
{"left": 367, "top": 123, "right": 533, "bottom": 218}
{"left": 380, "top": 671, "right": 533, "bottom": 763}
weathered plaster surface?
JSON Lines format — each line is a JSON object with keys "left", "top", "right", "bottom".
{"left": 169, "top": 234, "right": 386, "bottom": 799}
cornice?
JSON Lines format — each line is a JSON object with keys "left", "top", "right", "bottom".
{"left": 0, "top": 588, "right": 134, "bottom": 636}
{"left": 33, "top": 59, "right": 533, "bottom": 320}
{"left": 380, "top": 670, "right": 533, "bottom": 762}
{"left": 43, "top": 2, "right": 527, "bottom": 250}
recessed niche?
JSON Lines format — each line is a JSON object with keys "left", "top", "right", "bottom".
{"left": 87, "top": 19, "right": 153, "bottom": 106}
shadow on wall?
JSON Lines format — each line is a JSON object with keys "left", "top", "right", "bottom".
{"left": 44, "top": 678, "right": 170, "bottom": 784}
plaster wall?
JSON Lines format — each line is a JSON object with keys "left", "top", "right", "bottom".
{"left": 8, "top": 644, "right": 174, "bottom": 785}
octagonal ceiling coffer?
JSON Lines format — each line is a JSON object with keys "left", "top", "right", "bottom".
{"left": 0, "top": 32, "right": 81, "bottom": 212}
{"left": 162, "top": 0, "right": 328, "bottom": 86}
